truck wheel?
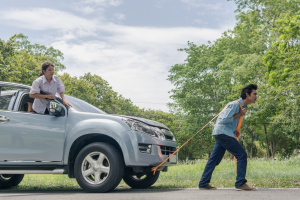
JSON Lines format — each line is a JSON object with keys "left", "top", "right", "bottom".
{"left": 123, "top": 171, "right": 160, "bottom": 189}
{"left": 74, "top": 142, "right": 124, "bottom": 193}
{"left": 0, "top": 174, "right": 24, "bottom": 189}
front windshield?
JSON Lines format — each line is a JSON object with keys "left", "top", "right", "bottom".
{"left": 64, "top": 95, "right": 106, "bottom": 114}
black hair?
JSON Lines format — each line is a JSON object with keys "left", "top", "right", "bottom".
{"left": 39, "top": 61, "right": 54, "bottom": 77}
{"left": 240, "top": 84, "right": 257, "bottom": 99}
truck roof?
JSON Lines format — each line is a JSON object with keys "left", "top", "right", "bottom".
{"left": 0, "top": 81, "right": 31, "bottom": 90}
{"left": 0, "top": 81, "right": 30, "bottom": 96}
{"left": 0, "top": 90, "right": 18, "bottom": 96}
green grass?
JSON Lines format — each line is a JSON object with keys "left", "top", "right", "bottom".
{"left": 156, "top": 157, "right": 300, "bottom": 189}
{"left": 6, "top": 157, "right": 300, "bottom": 190}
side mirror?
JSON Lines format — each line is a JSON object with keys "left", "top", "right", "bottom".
{"left": 49, "top": 101, "right": 64, "bottom": 116}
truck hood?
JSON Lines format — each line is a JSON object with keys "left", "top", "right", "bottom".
{"left": 110, "top": 114, "right": 169, "bottom": 130}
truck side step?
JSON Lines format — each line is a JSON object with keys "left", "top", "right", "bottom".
{"left": 0, "top": 169, "right": 65, "bottom": 174}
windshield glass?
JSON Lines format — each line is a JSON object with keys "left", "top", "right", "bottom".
{"left": 65, "top": 95, "right": 106, "bottom": 114}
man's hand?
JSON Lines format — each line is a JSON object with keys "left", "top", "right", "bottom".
{"left": 239, "top": 108, "right": 246, "bottom": 116}
{"left": 233, "top": 108, "right": 246, "bottom": 120}
{"left": 235, "top": 131, "right": 241, "bottom": 138}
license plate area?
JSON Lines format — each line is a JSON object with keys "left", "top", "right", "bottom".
{"left": 160, "top": 146, "right": 177, "bottom": 163}
{"left": 169, "top": 154, "right": 177, "bottom": 163}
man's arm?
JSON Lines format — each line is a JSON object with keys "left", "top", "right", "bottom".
{"left": 233, "top": 108, "right": 246, "bottom": 120}
{"left": 218, "top": 103, "right": 245, "bottom": 124}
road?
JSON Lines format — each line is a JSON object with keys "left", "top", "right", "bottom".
{"left": 0, "top": 188, "right": 299, "bottom": 200}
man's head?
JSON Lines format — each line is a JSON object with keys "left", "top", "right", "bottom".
{"left": 241, "top": 84, "right": 258, "bottom": 103}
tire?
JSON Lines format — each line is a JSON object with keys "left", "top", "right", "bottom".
{"left": 74, "top": 142, "right": 124, "bottom": 193}
{"left": 123, "top": 171, "right": 160, "bottom": 189}
{"left": 0, "top": 174, "right": 24, "bottom": 189}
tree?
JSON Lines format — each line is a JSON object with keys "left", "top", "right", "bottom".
{"left": 168, "top": 0, "right": 300, "bottom": 159}
{"left": 0, "top": 33, "right": 65, "bottom": 85}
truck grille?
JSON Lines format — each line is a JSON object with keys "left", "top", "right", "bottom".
{"left": 160, "top": 146, "right": 176, "bottom": 155}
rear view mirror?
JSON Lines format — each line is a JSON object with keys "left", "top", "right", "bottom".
{"left": 49, "top": 101, "right": 64, "bottom": 116}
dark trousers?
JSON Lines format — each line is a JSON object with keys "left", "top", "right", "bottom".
{"left": 199, "top": 134, "right": 247, "bottom": 188}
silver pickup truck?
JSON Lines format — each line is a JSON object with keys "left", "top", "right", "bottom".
{"left": 0, "top": 81, "right": 177, "bottom": 192}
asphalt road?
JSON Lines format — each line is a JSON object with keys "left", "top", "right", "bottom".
{"left": 0, "top": 188, "right": 299, "bottom": 200}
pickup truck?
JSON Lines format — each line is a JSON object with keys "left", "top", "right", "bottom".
{"left": 0, "top": 81, "right": 178, "bottom": 192}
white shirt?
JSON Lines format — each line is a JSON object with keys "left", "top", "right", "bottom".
{"left": 30, "top": 75, "right": 65, "bottom": 114}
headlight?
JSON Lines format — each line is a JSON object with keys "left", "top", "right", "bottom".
{"left": 122, "top": 118, "right": 159, "bottom": 138}
{"left": 161, "top": 128, "right": 176, "bottom": 141}
{"left": 122, "top": 118, "right": 176, "bottom": 141}
{"left": 151, "top": 127, "right": 166, "bottom": 140}
{"left": 122, "top": 118, "right": 165, "bottom": 139}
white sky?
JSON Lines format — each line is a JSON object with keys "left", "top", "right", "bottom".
{"left": 0, "top": 0, "right": 237, "bottom": 112}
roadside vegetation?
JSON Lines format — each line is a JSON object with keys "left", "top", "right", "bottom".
{"left": 6, "top": 156, "right": 300, "bottom": 190}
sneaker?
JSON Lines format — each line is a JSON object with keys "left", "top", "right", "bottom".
{"left": 199, "top": 184, "right": 217, "bottom": 190}
{"left": 236, "top": 184, "right": 257, "bottom": 191}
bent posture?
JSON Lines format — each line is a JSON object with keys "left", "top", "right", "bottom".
{"left": 29, "top": 61, "right": 71, "bottom": 114}
{"left": 199, "top": 84, "right": 258, "bottom": 191}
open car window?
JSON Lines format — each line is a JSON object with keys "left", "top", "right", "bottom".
{"left": 18, "top": 93, "right": 35, "bottom": 112}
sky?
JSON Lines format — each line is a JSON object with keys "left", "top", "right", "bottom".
{"left": 0, "top": 0, "right": 237, "bottom": 112}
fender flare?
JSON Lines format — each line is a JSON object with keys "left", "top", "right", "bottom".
{"left": 62, "top": 119, "right": 134, "bottom": 165}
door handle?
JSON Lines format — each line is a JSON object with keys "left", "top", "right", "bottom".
{"left": 0, "top": 115, "right": 10, "bottom": 124}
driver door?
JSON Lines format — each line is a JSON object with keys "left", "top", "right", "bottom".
{"left": 0, "top": 99, "right": 67, "bottom": 162}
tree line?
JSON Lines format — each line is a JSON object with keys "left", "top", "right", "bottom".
{"left": 168, "top": 0, "right": 300, "bottom": 160}
{"left": 1, "top": 0, "right": 300, "bottom": 160}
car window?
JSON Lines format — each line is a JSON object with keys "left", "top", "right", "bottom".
{"left": 0, "top": 87, "right": 20, "bottom": 110}
{"left": 0, "top": 95, "right": 12, "bottom": 110}
{"left": 18, "top": 93, "right": 35, "bottom": 112}
{"left": 0, "top": 90, "right": 17, "bottom": 110}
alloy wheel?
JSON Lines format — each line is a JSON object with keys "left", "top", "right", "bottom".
{"left": 81, "top": 151, "right": 110, "bottom": 185}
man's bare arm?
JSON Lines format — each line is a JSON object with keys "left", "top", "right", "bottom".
{"left": 233, "top": 108, "right": 246, "bottom": 120}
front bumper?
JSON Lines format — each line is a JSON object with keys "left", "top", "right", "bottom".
{"left": 120, "top": 130, "right": 178, "bottom": 167}
{"left": 136, "top": 144, "right": 178, "bottom": 167}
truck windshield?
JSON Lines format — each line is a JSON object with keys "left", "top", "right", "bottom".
{"left": 64, "top": 95, "right": 106, "bottom": 114}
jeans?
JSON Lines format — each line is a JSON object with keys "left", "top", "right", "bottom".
{"left": 199, "top": 134, "right": 247, "bottom": 188}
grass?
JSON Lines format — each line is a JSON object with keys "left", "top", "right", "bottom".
{"left": 156, "top": 157, "right": 300, "bottom": 189}
{"left": 5, "top": 157, "right": 300, "bottom": 190}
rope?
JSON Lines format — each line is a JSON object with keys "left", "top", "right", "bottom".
{"left": 151, "top": 105, "right": 229, "bottom": 175}
{"left": 234, "top": 101, "right": 243, "bottom": 172}
{"left": 151, "top": 101, "right": 244, "bottom": 175}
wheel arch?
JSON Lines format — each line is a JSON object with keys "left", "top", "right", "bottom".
{"left": 67, "top": 133, "right": 124, "bottom": 178}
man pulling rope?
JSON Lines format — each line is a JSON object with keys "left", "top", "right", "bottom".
{"left": 199, "top": 84, "right": 258, "bottom": 191}
{"left": 151, "top": 84, "right": 258, "bottom": 190}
